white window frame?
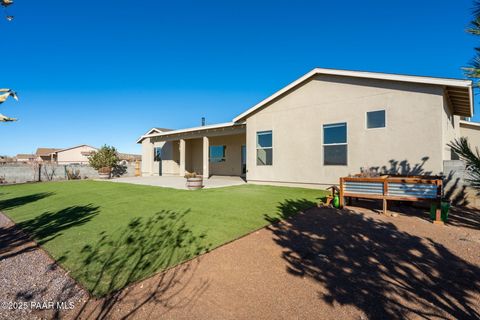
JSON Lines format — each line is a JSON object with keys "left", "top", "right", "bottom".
{"left": 256, "top": 130, "right": 273, "bottom": 166}
{"left": 323, "top": 122, "right": 348, "bottom": 166}
{"left": 365, "top": 109, "right": 387, "bottom": 130}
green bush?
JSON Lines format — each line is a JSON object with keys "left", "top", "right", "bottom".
{"left": 88, "top": 145, "right": 119, "bottom": 171}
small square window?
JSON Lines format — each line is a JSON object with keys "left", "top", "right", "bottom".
{"left": 367, "top": 110, "right": 386, "bottom": 129}
{"left": 210, "top": 145, "right": 226, "bottom": 163}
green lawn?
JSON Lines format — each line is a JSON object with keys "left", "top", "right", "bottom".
{"left": 0, "top": 181, "right": 326, "bottom": 296}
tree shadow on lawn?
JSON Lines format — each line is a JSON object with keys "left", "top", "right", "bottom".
{"left": 0, "top": 204, "right": 99, "bottom": 260}
{"left": 265, "top": 202, "right": 480, "bottom": 320}
{"left": 0, "top": 192, "right": 54, "bottom": 211}
{"left": 60, "top": 209, "right": 211, "bottom": 320}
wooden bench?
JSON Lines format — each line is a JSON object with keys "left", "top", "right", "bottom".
{"left": 339, "top": 175, "right": 443, "bottom": 224}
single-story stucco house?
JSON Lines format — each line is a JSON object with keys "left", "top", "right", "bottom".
{"left": 137, "top": 68, "right": 479, "bottom": 188}
{"left": 55, "top": 145, "right": 98, "bottom": 164}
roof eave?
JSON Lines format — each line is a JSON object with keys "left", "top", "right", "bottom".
{"left": 232, "top": 68, "right": 474, "bottom": 122}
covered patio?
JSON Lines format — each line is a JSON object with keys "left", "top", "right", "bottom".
{"left": 110, "top": 175, "right": 246, "bottom": 189}
{"left": 138, "top": 122, "right": 246, "bottom": 179}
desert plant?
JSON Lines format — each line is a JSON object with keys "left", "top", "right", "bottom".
{"left": 184, "top": 171, "right": 199, "bottom": 179}
{"left": 66, "top": 167, "right": 81, "bottom": 180}
{"left": 88, "top": 145, "right": 119, "bottom": 171}
{"left": 448, "top": 137, "right": 480, "bottom": 193}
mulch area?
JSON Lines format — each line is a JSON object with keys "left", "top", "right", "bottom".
{"left": 1, "top": 203, "right": 479, "bottom": 320}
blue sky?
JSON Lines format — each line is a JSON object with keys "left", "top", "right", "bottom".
{"left": 0, "top": 0, "right": 478, "bottom": 155}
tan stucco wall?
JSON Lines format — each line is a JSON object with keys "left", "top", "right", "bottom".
{"left": 185, "top": 138, "right": 203, "bottom": 174}
{"left": 56, "top": 145, "right": 97, "bottom": 164}
{"left": 441, "top": 95, "right": 461, "bottom": 160}
{"left": 182, "top": 134, "right": 245, "bottom": 176}
{"left": 209, "top": 134, "right": 245, "bottom": 176}
{"left": 460, "top": 122, "right": 480, "bottom": 149}
{"left": 142, "top": 138, "right": 180, "bottom": 176}
{"left": 245, "top": 74, "right": 447, "bottom": 186}
{"left": 161, "top": 141, "right": 180, "bottom": 175}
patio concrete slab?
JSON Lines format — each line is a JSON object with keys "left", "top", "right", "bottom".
{"left": 108, "top": 175, "right": 246, "bottom": 189}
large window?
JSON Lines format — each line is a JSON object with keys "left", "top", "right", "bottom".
{"left": 153, "top": 147, "right": 162, "bottom": 161}
{"left": 323, "top": 123, "right": 347, "bottom": 165}
{"left": 210, "top": 145, "right": 226, "bottom": 163}
{"left": 366, "top": 110, "right": 386, "bottom": 129}
{"left": 257, "top": 131, "right": 272, "bottom": 165}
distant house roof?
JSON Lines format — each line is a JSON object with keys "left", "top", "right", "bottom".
{"left": 118, "top": 153, "right": 141, "bottom": 161}
{"left": 233, "top": 68, "right": 474, "bottom": 122}
{"left": 54, "top": 144, "right": 98, "bottom": 154}
{"left": 36, "top": 148, "right": 61, "bottom": 156}
{"left": 16, "top": 154, "right": 36, "bottom": 160}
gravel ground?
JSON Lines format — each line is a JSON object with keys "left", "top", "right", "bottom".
{"left": 1, "top": 203, "right": 479, "bottom": 320}
{"left": 0, "top": 214, "right": 87, "bottom": 320}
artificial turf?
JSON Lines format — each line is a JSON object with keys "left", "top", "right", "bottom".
{"left": 0, "top": 180, "right": 326, "bottom": 296}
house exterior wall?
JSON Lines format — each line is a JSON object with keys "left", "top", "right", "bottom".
{"left": 161, "top": 141, "right": 180, "bottom": 176}
{"left": 441, "top": 95, "right": 461, "bottom": 161}
{"left": 141, "top": 138, "right": 180, "bottom": 176}
{"left": 181, "top": 134, "right": 245, "bottom": 176}
{"left": 185, "top": 138, "right": 203, "bottom": 174}
{"left": 460, "top": 122, "right": 480, "bottom": 148}
{"left": 209, "top": 134, "right": 245, "bottom": 176}
{"left": 245, "top": 74, "right": 446, "bottom": 187}
{"left": 56, "top": 145, "right": 97, "bottom": 164}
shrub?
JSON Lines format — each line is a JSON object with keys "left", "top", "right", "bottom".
{"left": 184, "top": 171, "right": 200, "bottom": 179}
{"left": 88, "top": 145, "right": 119, "bottom": 171}
{"left": 66, "top": 167, "right": 81, "bottom": 180}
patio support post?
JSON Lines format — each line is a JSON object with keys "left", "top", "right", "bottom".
{"left": 179, "top": 139, "right": 186, "bottom": 176}
{"left": 203, "top": 136, "right": 209, "bottom": 178}
{"left": 150, "top": 140, "right": 155, "bottom": 176}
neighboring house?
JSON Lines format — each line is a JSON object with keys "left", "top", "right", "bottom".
{"left": 55, "top": 145, "right": 98, "bottom": 164}
{"left": 16, "top": 154, "right": 37, "bottom": 163}
{"left": 35, "top": 147, "right": 61, "bottom": 162}
{"left": 0, "top": 155, "right": 16, "bottom": 163}
{"left": 53, "top": 145, "right": 141, "bottom": 165}
{"left": 138, "top": 68, "right": 476, "bottom": 187}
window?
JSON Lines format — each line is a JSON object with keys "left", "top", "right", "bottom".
{"left": 323, "top": 123, "right": 347, "bottom": 165}
{"left": 450, "top": 148, "right": 460, "bottom": 160}
{"left": 153, "top": 147, "right": 162, "bottom": 161}
{"left": 210, "top": 145, "right": 226, "bottom": 163}
{"left": 257, "top": 131, "right": 272, "bottom": 165}
{"left": 366, "top": 110, "right": 386, "bottom": 129}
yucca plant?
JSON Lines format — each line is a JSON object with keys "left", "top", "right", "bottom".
{"left": 448, "top": 137, "right": 480, "bottom": 193}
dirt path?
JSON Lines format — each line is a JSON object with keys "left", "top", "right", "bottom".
{"left": 1, "top": 205, "right": 480, "bottom": 319}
